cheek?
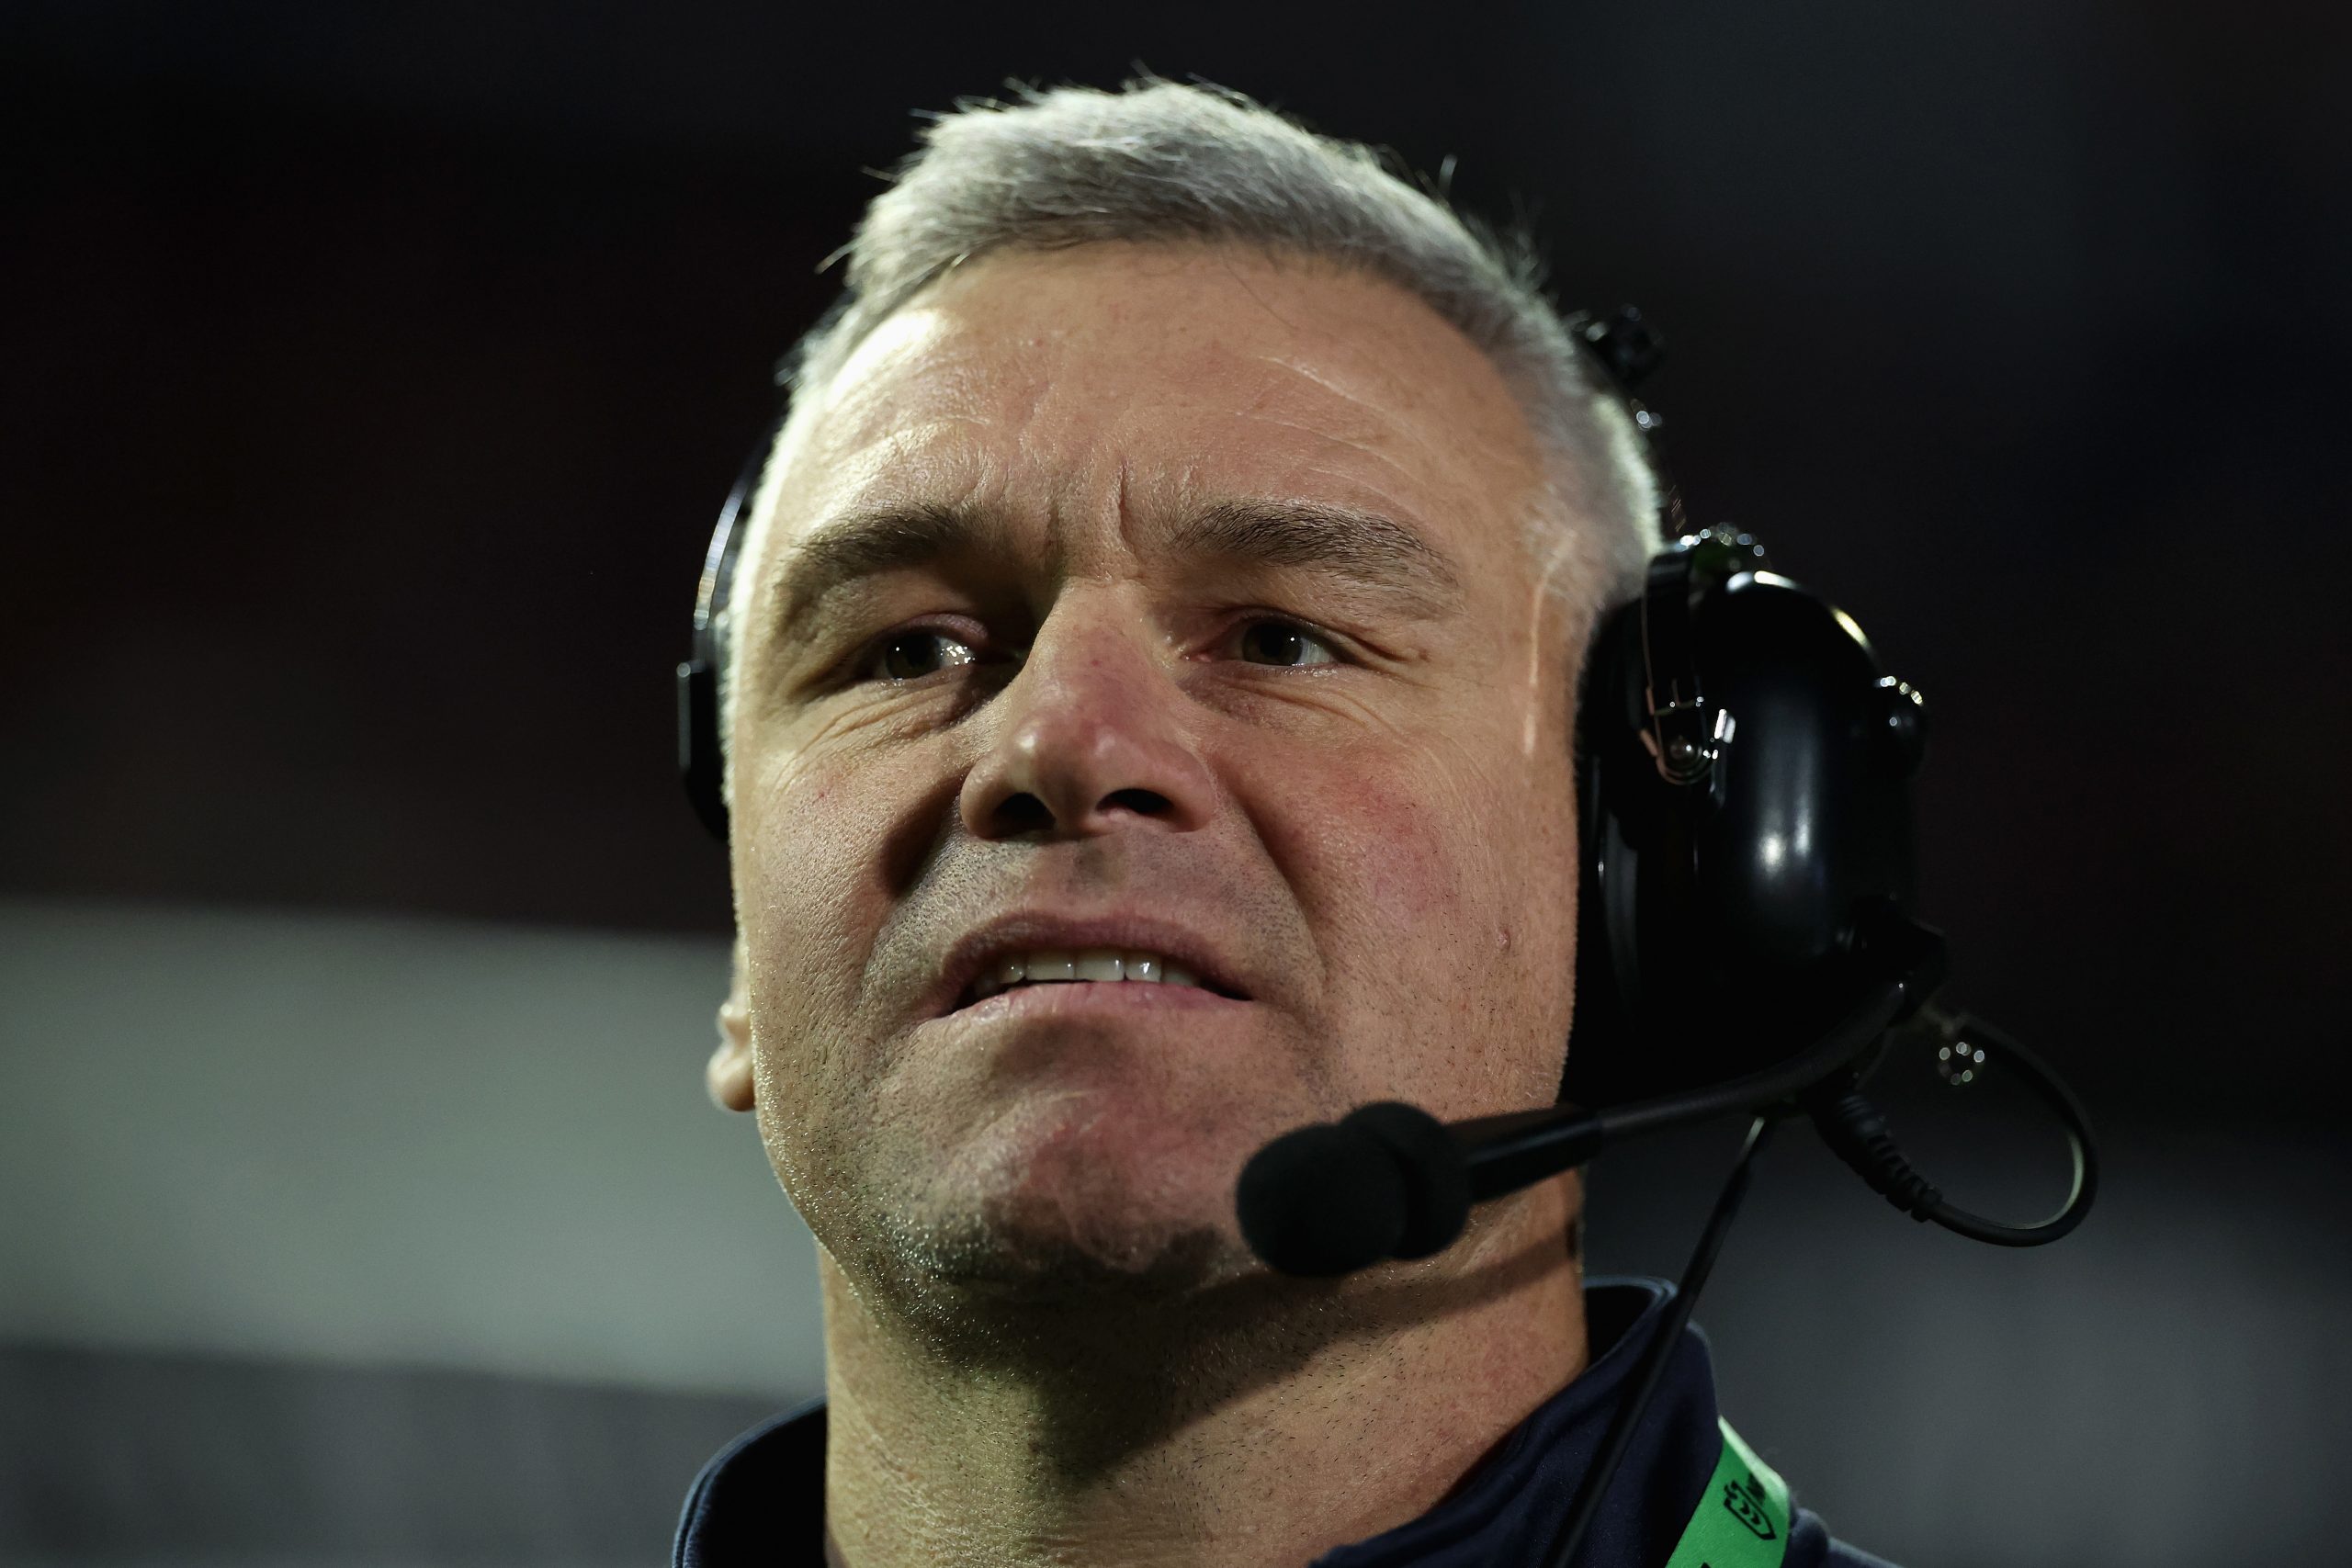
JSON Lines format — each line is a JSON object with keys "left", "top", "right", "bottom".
{"left": 1301, "top": 739, "right": 1573, "bottom": 932}
{"left": 732, "top": 748, "right": 897, "bottom": 1043}
{"left": 1329, "top": 773, "right": 1463, "bottom": 927}
{"left": 1254, "top": 736, "right": 1579, "bottom": 1104}
{"left": 733, "top": 744, "right": 930, "bottom": 1197}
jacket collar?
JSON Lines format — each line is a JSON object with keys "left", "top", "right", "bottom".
{"left": 673, "top": 1279, "right": 1714, "bottom": 1568}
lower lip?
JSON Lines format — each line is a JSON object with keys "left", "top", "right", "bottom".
{"left": 942, "top": 981, "right": 1244, "bottom": 1023}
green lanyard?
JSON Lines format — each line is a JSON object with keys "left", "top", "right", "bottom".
{"left": 1658, "top": 1419, "right": 1792, "bottom": 1568}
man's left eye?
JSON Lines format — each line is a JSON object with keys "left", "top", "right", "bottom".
{"left": 865, "top": 630, "right": 980, "bottom": 682}
{"left": 1235, "top": 619, "right": 1341, "bottom": 668}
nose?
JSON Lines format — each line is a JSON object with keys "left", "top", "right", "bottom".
{"left": 958, "top": 602, "right": 1217, "bottom": 841}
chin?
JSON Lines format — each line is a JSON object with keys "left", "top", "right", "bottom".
{"left": 892, "top": 1088, "right": 1269, "bottom": 1302}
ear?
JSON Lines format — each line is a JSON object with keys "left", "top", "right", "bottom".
{"left": 706, "top": 933, "right": 756, "bottom": 1113}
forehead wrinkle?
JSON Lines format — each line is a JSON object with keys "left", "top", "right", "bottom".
{"left": 1249, "top": 352, "right": 1391, "bottom": 410}
{"left": 802, "top": 355, "right": 1051, "bottom": 503}
{"left": 1231, "top": 366, "right": 1465, "bottom": 524}
{"left": 800, "top": 419, "right": 995, "bottom": 510}
{"left": 1246, "top": 354, "right": 1446, "bottom": 456}
{"left": 1231, "top": 409, "right": 1437, "bottom": 504}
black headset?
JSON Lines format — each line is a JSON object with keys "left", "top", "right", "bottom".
{"left": 675, "top": 306, "right": 1939, "bottom": 1114}
{"left": 677, "top": 302, "right": 2098, "bottom": 1568}
{"left": 1562, "top": 309, "right": 1933, "bottom": 1106}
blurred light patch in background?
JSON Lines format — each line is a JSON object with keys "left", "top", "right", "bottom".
{"left": 5, "top": 899, "right": 2347, "bottom": 1566}
{"left": 1, "top": 900, "right": 820, "bottom": 1565}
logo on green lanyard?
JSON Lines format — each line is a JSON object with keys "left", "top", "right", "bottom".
{"left": 1660, "top": 1418, "right": 1791, "bottom": 1568}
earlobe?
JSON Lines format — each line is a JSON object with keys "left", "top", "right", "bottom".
{"left": 707, "top": 953, "right": 756, "bottom": 1114}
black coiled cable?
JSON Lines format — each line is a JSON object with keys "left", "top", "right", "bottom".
{"left": 1807, "top": 1009, "right": 2098, "bottom": 1247}
{"left": 1544, "top": 1009, "right": 2097, "bottom": 1565}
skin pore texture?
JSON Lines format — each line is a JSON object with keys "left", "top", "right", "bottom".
{"left": 706, "top": 243, "right": 1598, "bottom": 1567}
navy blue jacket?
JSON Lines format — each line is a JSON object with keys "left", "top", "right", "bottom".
{"left": 674, "top": 1279, "right": 1898, "bottom": 1567}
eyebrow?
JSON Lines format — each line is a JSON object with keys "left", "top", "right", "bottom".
{"left": 766, "top": 493, "right": 1464, "bottom": 651}
{"left": 1166, "top": 498, "right": 1463, "bottom": 612}
{"left": 773, "top": 501, "right": 1008, "bottom": 633}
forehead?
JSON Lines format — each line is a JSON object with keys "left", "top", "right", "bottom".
{"left": 764, "top": 243, "right": 1550, "bottom": 568}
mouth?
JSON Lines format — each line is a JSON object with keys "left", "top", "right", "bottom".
{"left": 955, "top": 947, "right": 1249, "bottom": 1011}
{"left": 933, "top": 919, "right": 1255, "bottom": 1019}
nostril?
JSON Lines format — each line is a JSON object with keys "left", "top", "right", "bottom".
{"left": 989, "top": 793, "right": 1055, "bottom": 837}
{"left": 1102, "top": 787, "right": 1173, "bottom": 818}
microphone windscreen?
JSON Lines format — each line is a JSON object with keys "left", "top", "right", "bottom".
{"left": 1341, "top": 1101, "right": 1471, "bottom": 1259}
{"left": 1237, "top": 1122, "right": 1408, "bottom": 1277}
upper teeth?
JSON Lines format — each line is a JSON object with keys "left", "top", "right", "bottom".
{"left": 972, "top": 949, "right": 1203, "bottom": 999}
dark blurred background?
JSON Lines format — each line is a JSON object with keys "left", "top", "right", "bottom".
{"left": 3, "top": 3, "right": 2346, "bottom": 1565}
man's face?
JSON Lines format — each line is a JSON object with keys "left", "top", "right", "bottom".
{"left": 724, "top": 243, "right": 1590, "bottom": 1303}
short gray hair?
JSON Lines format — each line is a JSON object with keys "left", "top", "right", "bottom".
{"left": 728, "top": 79, "right": 1663, "bottom": 752}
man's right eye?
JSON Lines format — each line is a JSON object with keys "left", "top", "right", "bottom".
{"left": 863, "top": 629, "right": 980, "bottom": 682}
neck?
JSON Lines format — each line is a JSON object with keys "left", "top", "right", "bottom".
{"left": 817, "top": 1179, "right": 1587, "bottom": 1568}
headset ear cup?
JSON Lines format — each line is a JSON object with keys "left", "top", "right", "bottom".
{"left": 1564, "top": 596, "right": 1648, "bottom": 1104}
{"left": 679, "top": 411, "right": 783, "bottom": 850}
{"left": 1566, "top": 795, "right": 1639, "bottom": 1105}
{"left": 1564, "top": 547, "right": 1924, "bottom": 1109}
{"left": 678, "top": 658, "right": 729, "bottom": 842}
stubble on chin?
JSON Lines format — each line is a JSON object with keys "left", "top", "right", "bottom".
{"left": 772, "top": 1014, "right": 1330, "bottom": 1338}
{"left": 820, "top": 1115, "right": 1262, "bottom": 1337}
